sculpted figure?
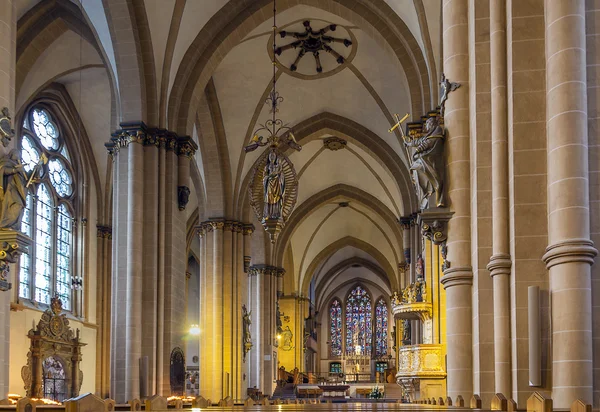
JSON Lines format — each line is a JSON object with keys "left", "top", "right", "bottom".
{"left": 263, "top": 151, "right": 285, "bottom": 219}
{"left": 405, "top": 116, "right": 446, "bottom": 209}
{"left": 242, "top": 304, "right": 253, "bottom": 358}
{"left": 0, "top": 150, "right": 27, "bottom": 230}
{"left": 402, "top": 319, "right": 411, "bottom": 345}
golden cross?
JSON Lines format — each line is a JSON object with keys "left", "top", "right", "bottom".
{"left": 388, "top": 113, "right": 410, "bottom": 134}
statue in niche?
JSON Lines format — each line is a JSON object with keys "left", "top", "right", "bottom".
{"left": 404, "top": 116, "right": 446, "bottom": 210}
{"left": 0, "top": 150, "right": 27, "bottom": 230}
{"left": 391, "top": 325, "right": 397, "bottom": 351}
{"left": 276, "top": 300, "right": 283, "bottom": 333}
{"left": 242, "top": 305, "right": 253, "bottom": 362}
{"left": 263, "top": 150, "right": 285, "bottom": 220}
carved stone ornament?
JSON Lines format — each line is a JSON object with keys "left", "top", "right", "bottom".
{"left": 248, "top": 148, "right": 298, "bottom": 243}
{"left": 22, "top": 295, "right": 86, "bottom": 399}
{"left": 418, "top": 209, "right": 453, "bottom": 246}
{"left": 248, "top": 264, "right": 285, "bottom": 278}
{"left": 177, "top": 186, "right": 190, "bottom": 211}
{"left": 0, "top": 107, "right": 15, "bottom": 147}
{"left": 323, "top": 136, "right": 347, "bottom": 151}
{"left": 105, "top": 123, "right": 198, "bottom": 159}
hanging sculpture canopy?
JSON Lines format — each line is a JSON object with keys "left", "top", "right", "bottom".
{"left": 244, "top": 0, "right": 301, "bottom": 243}
{"left": 247, "top": 147, "right": 299, "bottom": 243}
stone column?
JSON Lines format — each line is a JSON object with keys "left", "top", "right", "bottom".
{"left": 542, "top": 0, "right": 597, "bottom": 407}
{"left": 106, "top": 126, "right": 197, "bottom": 402}
{"left": 441, "top": 0, "right": 473, "bottom": 401}
{"left": 248, "top": 265, "right": 284, "bottom": 396}
{"left": 0, "top": 0, "right": 16, "bottom": 398}
{"left": 486, "top": 0, "right": 512, "bottom": 397}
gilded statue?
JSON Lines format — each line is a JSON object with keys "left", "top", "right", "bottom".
{"left": 242, "top": 304, "right": 253, "bottom": 362}
{"left": 0, "top": 150, "right": 27, "bottom": 230}
{"left": 405, "top": 116, "right": 446, "bottom": 210}
{"left": 263, "top": 150, "right": 285, "bottom": 220}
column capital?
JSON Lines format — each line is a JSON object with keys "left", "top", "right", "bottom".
{"left": 248, "top": 264, "right": 285, "bottom": 277}
{"left": 197, "top": 220, "right": 254, "bottom": 237}
{"left": 440, "top": 267, "right": 473, "bottom": 289}
{"left": 0, "top": 230, "right": 31, "bottom": 291}
{"left": 96, "top": 225, "right": 112, "bottom": 240}
{"left": 106, "top": 123, "right": 198, "bottom": 159}
{"left": 399, "top": 216, "right": 415, "bottom": 230}
{"left": 486, "top": 253, "right": 511, "bottom": 277}
{"left": 542, "top": 238, "right": 597, "bottom": 270}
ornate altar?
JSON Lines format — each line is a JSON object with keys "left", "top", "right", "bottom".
{"left": 21, "top": 296, "right": 85, "bottom": 401}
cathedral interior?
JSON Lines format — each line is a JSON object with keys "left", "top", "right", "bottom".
{"left": 0, "top": 0, "right": 598, "bottom": 410}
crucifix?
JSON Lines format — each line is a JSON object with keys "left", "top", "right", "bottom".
{"left": 388, "top": 113, "right": 410, "bottom": 137}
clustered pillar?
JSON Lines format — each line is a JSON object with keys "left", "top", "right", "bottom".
{"left": 248, "top": 265, "right": 284, "bottom": 398}
{"left": 198, "top": 221, "right": 254, "bottom": 402}
{"left": 542, "top": 0, "right": 597, "bottom": 408}
{"left": 440, "top": 0, "right": 473, "bottom": 401}
{"left": 106, "top": 124, "right": 197, "bottom": 403}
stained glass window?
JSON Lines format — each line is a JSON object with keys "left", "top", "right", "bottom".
{"left": 330, "top": 299, "right": 342, "bottom": 357}
{"left": 375, "top": 299, "right": 388, "bottom": 356}
{"left": 329, "top": 362, "right": 342, "bottom": 374}
{"left": 345, "top": 285, "right": 372, "bottom": 356}
{"left": 56, "top": 205, "right": 72, "bottom": 310}
{"left": 32, "top": 108, "right": 59, "bottom": 150}
{"left": 19, "top": 194, "right": 33, "bottom": 299}
{"left": 19, "top": 107, "right": 75, "bottom": 311}
{"left": 42, "top": 356, "right": 66, "bottom": 402}
{"left": 35, "top": 184, "right": 53, "bottom": 305}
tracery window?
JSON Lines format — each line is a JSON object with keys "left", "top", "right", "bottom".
{"left": 345, "top": 285, "right": 372, "bottom": 356}
{"left": 375, "top": 298, "right": 388, "bottom": 356}
{"left": 329, "top": 299, "right": 343, "bottom": 357}
{"left": 19, "top": 107, "right": 75, "bottom": 311}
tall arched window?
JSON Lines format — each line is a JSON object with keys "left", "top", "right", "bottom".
{"left": 19, "top": 107, "right": 75, "bottom": 311}
{"left": 329, "top": 299, "right": 342, "bottom": 357}
{"left": 345, "top": 285, "right": 372, "bottom": 356}
{"left": 375, "top": 298, "right": 388, "bottom": 356}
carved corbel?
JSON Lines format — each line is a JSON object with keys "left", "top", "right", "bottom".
{"left": 417, "top": 210, "right": 453, "bottom": 246}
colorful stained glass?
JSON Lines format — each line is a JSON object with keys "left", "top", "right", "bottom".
{"left": 375, "top": 299, "right": 388, "bottom": 356}
{"left": 330, "top": 299, "right": 342, "bottom": 356}
{"left": 345, "top": 285, "right": 372, "bottom": 356}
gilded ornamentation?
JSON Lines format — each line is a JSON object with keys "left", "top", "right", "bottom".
{"left": 323, "top": 137, "right": 347, "bottom": 151}
{"left": 0, "top": 107, "right": 15, "bottom": 147}
{"left": 417, "top": 210, "right": 453, "bottom": 246}
{"left": 248, "top": 148, "right": 299, "bottom": 243}
{"left": 22, "top": 295, "right": 85, "bottom": 398}
{"left": 395, "top": 344, "right": 446, "bottom": 379}
{"left": 242, "top": 305, "right": 252, "bottom": 363}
